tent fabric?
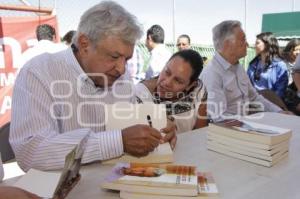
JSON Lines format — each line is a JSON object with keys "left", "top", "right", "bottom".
{"left": 262, "top": 11, "right": 300, "bottom": 39}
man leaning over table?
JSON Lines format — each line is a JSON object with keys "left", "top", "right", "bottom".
{"left": 9, "top": 1, "right": 176, "bottom": 172}
{"left": 200, "top": 20, "right": 292, "bottom": 121}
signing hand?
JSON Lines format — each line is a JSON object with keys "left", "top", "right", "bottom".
{"left": 122, "top": 124, "right": 162, "bottom": 157}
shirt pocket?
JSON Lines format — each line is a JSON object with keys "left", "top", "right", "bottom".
{"left": 224, "top": 78, "right": 241, "bottom": 101}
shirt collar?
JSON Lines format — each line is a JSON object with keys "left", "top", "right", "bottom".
{"left": 66, "top": 47, "right": 90, "bottom": 81}
{"left": 215, "top": 52, "right": 233, "bottom": 70}
{"left": 151, "top": 44, "right": 165, "bottom": 54}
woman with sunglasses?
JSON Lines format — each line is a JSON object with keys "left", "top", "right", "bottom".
{"left": 247, "top": 32, "right": 288, "bottom": 99}
{"left": 135, "top": 49, "right": 207, "bottom": 133}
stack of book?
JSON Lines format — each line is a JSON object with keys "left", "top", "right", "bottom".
{"left": 101, "top": 163, "right": 219, "bottom": 199}
{"left": 207, "top": 119, "right": 292, "bottom": 167}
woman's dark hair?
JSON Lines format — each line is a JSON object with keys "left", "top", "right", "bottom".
{"left": 169, "top": 49, "right": 203, "bottom": 83}
{"left": 250, "top": 32, "right": 281, "bottom": 67}
{"left": 282, "top": 38, "right": 300, "bottom": 62}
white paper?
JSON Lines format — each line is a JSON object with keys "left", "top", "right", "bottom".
{"left": 105, "top": 103, "right": 167, "bottom": 130}
{"left": 14, "top": 169, "right": 61, "bottom": 198}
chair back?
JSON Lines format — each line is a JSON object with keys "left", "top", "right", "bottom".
{"left": 258, "top": 89, "right": 289, "bottom": 111}
{"left": 0, "top": 122, "right": 15, "bottom": 162}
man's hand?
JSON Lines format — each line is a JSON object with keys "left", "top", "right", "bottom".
{"left": 122, "top": 124, "right": 162, "bottom": 157}
{"left": 0, "top": 186, "right": 41, "bottom": 199}
{"left": 160, "top": 117, "right": 177, "bottom": 150}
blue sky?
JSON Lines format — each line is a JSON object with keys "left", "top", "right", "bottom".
{"left": 53, "top": 0, "right": 300, "bottom": 45}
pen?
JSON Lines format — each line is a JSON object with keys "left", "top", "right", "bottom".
{"left": 147, "top": 115, "right": 152, "bottom": 128}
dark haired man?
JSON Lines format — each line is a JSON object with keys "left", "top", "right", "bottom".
{"left": 145, "top": 24, "right": 171, "bottom": 79}
{"left": 20, "top": 24, "right": 67, "bottom": 67}
{"left": 176, "top": 34, "right": 191, "bottom": 51}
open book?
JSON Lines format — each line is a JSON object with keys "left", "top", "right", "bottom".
{"left": 103, "top": 103, "right": 173, "bottom": 164}
{"left": 13, "top": 133, "right": 89, "bottom": 199}
{"left": 102, "top": 163, "right": 198, "bottom": 196}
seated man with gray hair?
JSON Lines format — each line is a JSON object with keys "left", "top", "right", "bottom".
{"left": 10, "top": 1, "right": 176, "bottom": 171}
{"left": 200, "top": 20, "right": 291, "bottom": 121}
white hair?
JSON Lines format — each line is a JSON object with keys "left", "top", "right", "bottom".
{"left": 212, "top": 20, "right": 242, "bottom": 51}
{"left": 73, "top": 1, "right": 143, "bottom": 47}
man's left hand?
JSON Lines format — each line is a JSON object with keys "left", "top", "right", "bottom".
{"left": 160, "top": 117, "right": 177, "bottom": 150}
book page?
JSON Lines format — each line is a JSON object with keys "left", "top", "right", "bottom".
{"left": 14, "top": 169, "right": 61, "bottom": 198}
{"left": 105, "top": 103, "right": 167, "bottom": 130}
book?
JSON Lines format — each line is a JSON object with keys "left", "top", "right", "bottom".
{"left": 208, "top": 119, "right": 292, "bottom": 145}
{"left": 103, "top": 102, "right": 173, "bottom": 164}
{"left": 105, "top": 102, "right": 167, "bottom": 131}
{"left": 207, "top": 143, "right": 288, "bottom": 167}
{"left": 13, "top": 169, "right": 61, "bottom": 198}
{"left": 207, "top": 140, "right": 288, "bottom": 162}
{"left": 13, "top": 133, "right": 89, "bottom": 199}
{"left": 101, "top": 163, "right": 198, "bottom": 196}
{"left": 207, "top": 132, "right": 289, "bottom": 151}
{"left": 119, "top": 172, "right": 219, "bottom": 199}
{"left": 207, "top": 133, "right": 289, "bottom": 156}
{"left": 102, "top": 142, "right": 173, "bottom": 164}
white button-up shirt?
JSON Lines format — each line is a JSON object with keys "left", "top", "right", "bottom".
{"left": 200, "top": 52, "right": 281, "bottom": 121}
{"left": 145, "top": 44, "right": 172, "bottom": 79}
{"left": 10, "top": 48, "right": 135, "bottom": 171}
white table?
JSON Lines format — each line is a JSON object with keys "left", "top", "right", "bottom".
{"left": 2, "top": 112, "right": 300, "bottom": 199}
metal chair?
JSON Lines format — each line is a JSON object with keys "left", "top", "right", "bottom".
{"left": 258, "top": 89, "right": 289, "bottom": 111}
{"left": 0, "top": 122, "right": 15, "bottom": 162}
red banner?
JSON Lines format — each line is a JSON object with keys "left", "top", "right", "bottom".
{"left": 0, "top": 15, "right": 59, "bottom": 127}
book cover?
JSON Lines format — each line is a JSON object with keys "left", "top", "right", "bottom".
{"left": 101, "top": 163, "right": 198, "bottom": 196}
{"left": 208, "top": 119, "right": 292, "bottom": 145}
{"left": 119, "top": 171, "right": 219, "bottom": 199}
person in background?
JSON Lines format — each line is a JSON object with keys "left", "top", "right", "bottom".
{"left": 62, "top": 30, "right": 76, "bottom": 45}
{"left": 135, "top": 49, "right": 207, "bottom": 133}
{"left": 145, "top": 24, "right": 172, "bottom": 79}
{"left": 282, "top": 38, "right": 300, "bottom": 83}
{"left": 126, "top": 46, "right": 144, "bottom": 84}
{"left": 10, "top": 1, "right": 176, "bottom": 172}
{"left": 284, "top": 54, "right": 300, "bottom": 115}
{"left": 202, "top": 56, "right": 208, "bottom": 66}
{"left": 200, "top": 20, "right": 290, "bottom": 121}
{"left": 20, "top": 24, "right": 67, "bottom": 67}
{"left": 247, "top": 32, "right": 288, "bottom": 99}
{"left": 176, "top": 34, "right": 191, "bottom": 51}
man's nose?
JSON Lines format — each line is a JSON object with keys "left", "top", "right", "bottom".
{"left": 163, "top": 77, "right": 172, "bottom": 87}
{"left": 116, "top": 58, "right": 126, "bottom": 75}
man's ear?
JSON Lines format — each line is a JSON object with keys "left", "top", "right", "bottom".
{"left": 77, "top": 34, "right": 90, "bottom": 55}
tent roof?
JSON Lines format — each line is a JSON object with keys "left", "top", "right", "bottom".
{"left": 262, "top": 11, "right": 300, "bottom": 39}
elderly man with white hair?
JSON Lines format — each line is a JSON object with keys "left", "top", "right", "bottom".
{"left": 10, "top": 1, "right": 176, "bottom": 172}
{"left": 200, "top": 20, "right": 290, "bottom": 121}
